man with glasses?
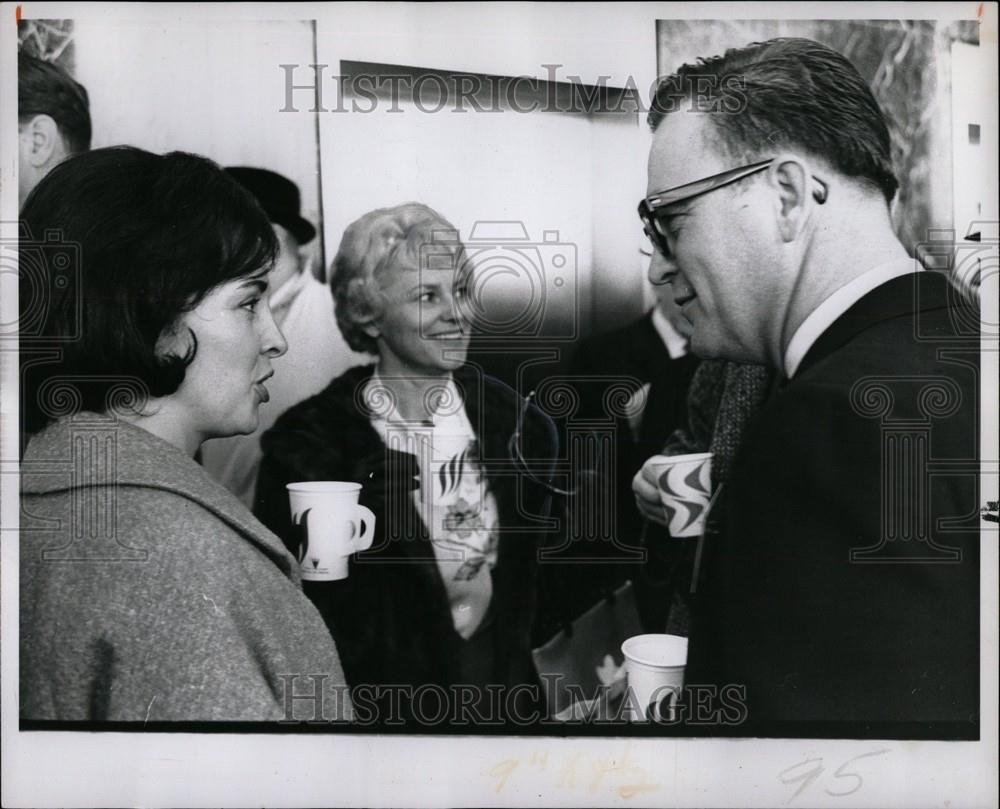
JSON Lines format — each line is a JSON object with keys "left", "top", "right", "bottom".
{"left": 632, "top": 38, "right": 979, "bottom": 735}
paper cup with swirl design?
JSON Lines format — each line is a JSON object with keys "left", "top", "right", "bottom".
{"left": 649, "top": 452, "right": 713, "bottom": 538}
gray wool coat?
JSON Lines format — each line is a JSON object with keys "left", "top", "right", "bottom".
{"left": 20, "top": 414, "right": 351, "bottom": 723}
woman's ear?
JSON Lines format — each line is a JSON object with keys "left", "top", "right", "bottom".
{"left": 361, "top": 319, "right": 381, "bottom": 340}
{"left": 154, "top": 317, "right": 197, "bottom": 362}
{"left": 769, "top": 155, "right": 812, "bottom": 243}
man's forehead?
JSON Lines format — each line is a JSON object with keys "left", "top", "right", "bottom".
{"left": 646, "top": 112, "right": 728, "bottom": 195}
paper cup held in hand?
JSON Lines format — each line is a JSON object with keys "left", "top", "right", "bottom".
{"left": 621, "top": 633, "right": 688, "bottom": 722}
{"left": 650, "top": 451, "right": 712, "bottom": 538}
{"left": 286, "top": 481, "right": 376, "bottom": 581}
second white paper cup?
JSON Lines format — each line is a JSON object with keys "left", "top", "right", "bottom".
{"left": 621, "top": 633, "right": 688, "bottom": 722}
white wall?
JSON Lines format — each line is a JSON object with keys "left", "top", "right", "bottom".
{"left": 72, "top": 18, "right": 321, "bottom": 251}
{"left": 313, "top": 8, "right": 654, "bottom": 341}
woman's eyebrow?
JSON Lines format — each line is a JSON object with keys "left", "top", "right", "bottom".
{"left": 239, "top": 278, "right": 268, "bottom": 294}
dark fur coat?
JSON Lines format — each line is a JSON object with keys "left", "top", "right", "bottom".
{"left": 254, "top": 364, "right": 558, "bottom": 723}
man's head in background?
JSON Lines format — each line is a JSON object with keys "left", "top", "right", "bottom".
{"left": 642, "top": 37, "right": 901, "bottom": 367}
{"left": 18, "top": 52, "right": 92, "bottom": 208}
{"left": 225, "top": 167, "right": 316, "bottom": 295}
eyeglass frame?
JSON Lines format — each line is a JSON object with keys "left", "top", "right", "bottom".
{"left": 638, "top": 157, "right": 828, "bottom": 261}
{"left": 509, "top": 389, "right": 576, "bottom": 497}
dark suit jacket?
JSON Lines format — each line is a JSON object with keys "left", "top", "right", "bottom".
{"left": 570, "top": 310, "right": 698, "bottom": 456}
{"left": 536, "top": 311, "right": 698, "bottom": 637}
{"left": 686, "top": 271, "right": 980, "bottom": 738}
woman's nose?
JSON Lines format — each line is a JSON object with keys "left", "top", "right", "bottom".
{"left": 260, "top": 301, "right": 288, "bottom": 358}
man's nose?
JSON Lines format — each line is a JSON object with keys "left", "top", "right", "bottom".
{"left": 648, "top": 249, "right": 679, "bottom": 286}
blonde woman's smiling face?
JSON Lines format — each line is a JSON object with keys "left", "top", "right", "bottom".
{"left": 369, "top": 262, "right": 469, "bottom": 377}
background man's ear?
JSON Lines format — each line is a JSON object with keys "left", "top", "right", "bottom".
{"left": 22, "top": 114, "right": 61, "bottom": 167}
{"left": 770, "top": 156, "right": 812, "bottom": 242}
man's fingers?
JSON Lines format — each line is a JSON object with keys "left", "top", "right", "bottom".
{"left": 633, "top": 464, "right": 668, "bottom": 527}
{"left": 635, "top": 494, "right": 668, "bottom": 527}
{"left": 632, "top": 466, "right": 659, "bottom": 501}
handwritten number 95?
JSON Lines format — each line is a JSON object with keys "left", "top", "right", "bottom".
{"left": 778, "top": 749, "right": 890, "bottom": 803}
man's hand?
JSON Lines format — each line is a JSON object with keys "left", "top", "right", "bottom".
{"left": 632, "top": 456, "right": 669, "bottom": 528}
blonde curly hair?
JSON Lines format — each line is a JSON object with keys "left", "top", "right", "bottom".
{"left": 329, "top": 202, "right": 465, "bottom": 355}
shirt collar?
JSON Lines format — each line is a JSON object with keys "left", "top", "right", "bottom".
{"left": 784, "top": 258, "right": 918, "bottom": 379}
{"left": 650, "top": 306, "right": 689, "bottom": 360}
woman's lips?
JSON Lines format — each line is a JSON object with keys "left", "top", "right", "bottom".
{"left": 254, "top": 371, "right": 274, "bottom": 403}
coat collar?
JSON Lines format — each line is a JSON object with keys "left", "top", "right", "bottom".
{"left": 793, "top": 270, "right": 960, "bottom": 380}
{"left": 22, "top": 414, "right": 299, "bottom": 579}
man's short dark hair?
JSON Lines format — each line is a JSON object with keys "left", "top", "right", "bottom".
{"left": 18, "top": 51, "right": 92, "bottom": 154}
{"left": 648, "top": 37, "right": 898, "bottom": 203}
{"left": 20, "top": 147, "right": 278, "bottom": 436}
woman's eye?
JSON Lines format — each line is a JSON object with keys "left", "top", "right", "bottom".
{"left": 417, "top": 291, "right": 436, "bottom": 302}
{"left": 242, "top": 298, "right": 261, "bottom": 313}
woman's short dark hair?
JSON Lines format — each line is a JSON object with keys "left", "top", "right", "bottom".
{"left": 648, "top": 37, "right": 899, "bottom": 203}
{"left": 20, "top": 146, "right": 277, "bottom": 436}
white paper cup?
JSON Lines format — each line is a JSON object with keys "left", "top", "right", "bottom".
{"left": 648, "top": 452, "right": 713, "bottom": 538}
{"left": 621, "top": 633, "right": 688, "bottom": 722}
{"left": 286, "top": 482, "right": 376, "bottom": 581}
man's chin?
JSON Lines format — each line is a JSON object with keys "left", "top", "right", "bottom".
{"left": 688, "top": 331, "right": 720, "bottom": 360}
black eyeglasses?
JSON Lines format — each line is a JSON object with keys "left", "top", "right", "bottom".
{"left": 638, "top": 158, "right": 828, "bottom": 261}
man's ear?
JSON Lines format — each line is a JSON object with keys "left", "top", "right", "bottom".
{"left": 769, "top": 155, "right": 813, "bottom": 243}
{"left": 22, "top": 114, "right": 61, "bottom": 167}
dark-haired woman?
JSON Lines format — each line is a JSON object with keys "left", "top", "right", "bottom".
{"left": 19, "top": 147, "right": 350, "bottom": 722}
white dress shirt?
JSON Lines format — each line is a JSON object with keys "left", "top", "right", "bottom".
{"left": 651, "top": 306, "right": 690, "bottom": 361}
{"left": 625, "top": 307, "right": 689, "bottom": 438}
{"left": 784, "top": 258, "right": 919, "bottom": 379}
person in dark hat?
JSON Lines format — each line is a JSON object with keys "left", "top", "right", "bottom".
{"left": 200, "top": 167, "right": 371, "bottom": 505}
